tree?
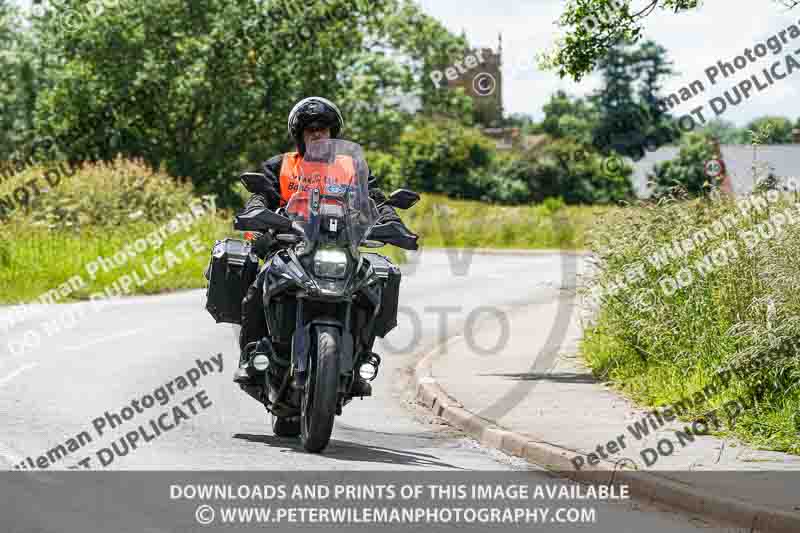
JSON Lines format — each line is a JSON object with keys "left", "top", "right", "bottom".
{"left": 543, "top": 1, "right": 800, "bottom": 82}
{"left": 744, "top": 116, "right": 795, "bottom": 144}
{"left": 379, "top": 1, "right": 473, "bottom": 122}
{"left": 503, "top": 112, "right": 537, "bottom": 131}
{"left": 699, "top": 119, "right": 748, "bottom": 144}
{"left": 651, "top": 132, "right": 716, "bottom": 197}
{"left": 31, "top": 0, "right": 472, "bottom": 201}
{"left": 540, "top": 90, "right": 598, "bottom": 144}
{"left": 590, "top": 40, "right": 678, "bottom": 159}
{"left": 0, "top": 1, "right": 48, "bottom": 158}
{"left": 516, "top": 139, "right": 633, "bottom": 204}
{"left": 393, "top": 117, "right": 495, "bottom": 196}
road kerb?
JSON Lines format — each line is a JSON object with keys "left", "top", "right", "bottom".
{"left": 412, "top": 339, "right": 800, "bottom": 533}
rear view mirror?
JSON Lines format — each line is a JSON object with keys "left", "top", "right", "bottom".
{"left": 240, "top": 172, "right": 270, "bottom": 194}
{"left": 383, "top": 189, "right": 420, "bottom": 210}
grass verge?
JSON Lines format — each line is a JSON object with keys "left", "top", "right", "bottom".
{"left": 401, "top": 194, "right": 607, "bottom": 250}
{"left": 582, "top": 190, "right": 800, "bottom": 454}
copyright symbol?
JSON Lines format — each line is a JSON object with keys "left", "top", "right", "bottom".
{"left": 603, "top": 154, "right": 623, "bottom": 176}
{"left": 634, "top": 289, "right": 656, "bottom": 311}
{"left": 195, "top": 504, "right": 215, "bottom": 525}
{"left": 30, "top": 4, "right": 46, "bottom": 18}
{"left": 614, "top": 457, "right": 639, "bottom": 470}
{"left": 472, "top": 72, "right": 496, "bottom": 97}
{"left": 58, "top": 9, "right": 87, "bottom": 34}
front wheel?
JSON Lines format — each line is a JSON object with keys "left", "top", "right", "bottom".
{"left": 301, "top": 327, "right": 340, "bottom": 453}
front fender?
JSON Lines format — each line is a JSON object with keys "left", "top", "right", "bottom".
{"left": 293, "top": 320, "right": 354, "bottom": 384}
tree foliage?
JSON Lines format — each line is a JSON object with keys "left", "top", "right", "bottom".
{"left": 392, "top": 117, "right": 495, "bottom": 195}
{"left": 651, "top": 131, "right": 716, "bottom": 197}
{"left": 545, "top": 1, "right": 800, "bottom": 81}
{"left": 590, "top": 40, "right": 678, "bottom": 159}
{"left": 545, "top": 0, "right": 702, "bottom": 81}
{"left": 519, "top": 139, "right": 634, "bottom": 204}
{"left": 541, "top": 91, "right": 598, "bottom": 145}
{"left": 744, "top": 116, "right": 796, "bottom": 144}
{"left": 699, "top": 119, "right": 749, "bottom": 144}
{"left": 27, "top": 0, "right": 472, "bottom": 202}
{"left": 0, "top": 0, "right": 49, "bottom": 157}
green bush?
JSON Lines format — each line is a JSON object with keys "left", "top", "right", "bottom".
{"left": 394, "top": 117, "right": 496, "bottom": 196}
{"left": 651, "top": 132, "right": 717, "bottom": 197}
{"left": 0, "top": 157, "right": 197, "bottom": 230}
{"left": 365, "top": 149, "right": 403, "bottom": 192}
{"left": 0, "top": 158, "right": 227, "bottom": 303}
{"left": 513, "top": 139, "right": 633, "bottom": 204}
{"left": 459, "top": 152, "right": 531, "bottom": 204}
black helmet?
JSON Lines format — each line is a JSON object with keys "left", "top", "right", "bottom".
{"left": 287, "top": 97, "right": 344, "bottom": 155}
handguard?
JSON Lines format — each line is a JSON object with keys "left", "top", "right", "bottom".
{"left": 367, "top": 220, "right": 419, "bottom": 250}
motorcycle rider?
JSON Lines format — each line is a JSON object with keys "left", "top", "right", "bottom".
{"left": 233, "top": 96, "right": 418, "bottom": 392}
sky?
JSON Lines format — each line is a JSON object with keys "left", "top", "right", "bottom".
{"left": 415, "top": 0, "right": 800, "bottom": 126}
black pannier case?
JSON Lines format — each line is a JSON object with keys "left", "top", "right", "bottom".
{"left": 204, "top": 239, "right": 259, "bottom": 324}
{"left": 364, "top": 253, "right": 401, "bottom": 338}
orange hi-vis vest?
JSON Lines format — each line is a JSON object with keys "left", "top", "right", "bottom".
{"left": 278, "top": 152, "right": 356, "bottom": 206}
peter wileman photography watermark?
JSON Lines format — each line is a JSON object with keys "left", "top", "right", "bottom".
{"left": 585, "top": 22, "right": 800, "bottom": 177}
{"left": 429, "top": 49, "right": 496, "bottom": 97}
{"left": 30, "top": 0, "right": 124, "bottom": 35}
{"left": 9, "top": 354, "right": 222, "bottom": 470}
{"left": 380, "top": 304, "right": 511, "bottom": 356}
{"left": 577, "top": 0, "right": 629, "bottom": 34}
{"left": 0, "top": 136, "right": 78, "bottom": 220}
{"left": 570, "top": 360, "right": 764, "bottom": 470}
{"left": 171, "top": 480, "right": 619, "bottom": 527}
{"left": 654, "top": 20, "right": 800, "bottom": 125}
{"left": 586, "top": 186, "right": 800, "bottom": 310}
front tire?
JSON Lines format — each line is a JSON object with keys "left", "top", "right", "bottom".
{"left": 301, "top": 327, "right": 340, "bottom": 453}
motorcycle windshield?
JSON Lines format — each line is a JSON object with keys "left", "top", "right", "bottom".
{"left": 284, "top": 139, "right": 378, "bottom": 254}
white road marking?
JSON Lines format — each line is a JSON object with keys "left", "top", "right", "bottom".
{"left": 0, "top": 362, "right": 39, "bottom": 388}
{"left": 62, "top": 328, "right": 146, "bottom": 352}
{"left": 0, "top": 440, "right": 24, "bottom": 467}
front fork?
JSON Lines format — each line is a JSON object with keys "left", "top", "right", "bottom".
{"left": 291, "top": 298, "right": 355, "bottom": 395}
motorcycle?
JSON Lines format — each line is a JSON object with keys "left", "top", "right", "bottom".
{"left": 217, "top": 139, "right": 419, "bottom": 453}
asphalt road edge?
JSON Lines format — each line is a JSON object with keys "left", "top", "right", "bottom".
{"left": 412, "top": 337, "right": 800, "bottom": 533}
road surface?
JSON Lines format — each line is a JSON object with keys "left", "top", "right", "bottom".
{"left": 0, "top": 250, "right": 736, "bottom": 531}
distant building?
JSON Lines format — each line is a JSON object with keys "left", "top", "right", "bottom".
{"left": 446, "top": 34, "right": 504, "bottom": 127}
{"left": 628, "top": 131, "right": 800, "bottom": 198}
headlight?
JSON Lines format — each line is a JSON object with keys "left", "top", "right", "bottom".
{"left": 252, "top": 354, "right": 269, "bottom": 372}
{"left": 313, "top": 248, "right": 348, "bottom": 279}
{"left": 359, "top": 362, "right": 378, "bottom": 381}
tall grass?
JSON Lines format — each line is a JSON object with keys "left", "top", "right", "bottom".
{"left": 582, "top": 189, "right": 800, "bottom": 453}
{"left": 401, "top": 194, "right": 608, "bottom": 250}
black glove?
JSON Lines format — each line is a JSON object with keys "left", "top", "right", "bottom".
{"left": 252, "top": 232, "right": 275, "bottom": 259}
{"left": 369, "top": 220, "right": 419, "bottom": 250}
